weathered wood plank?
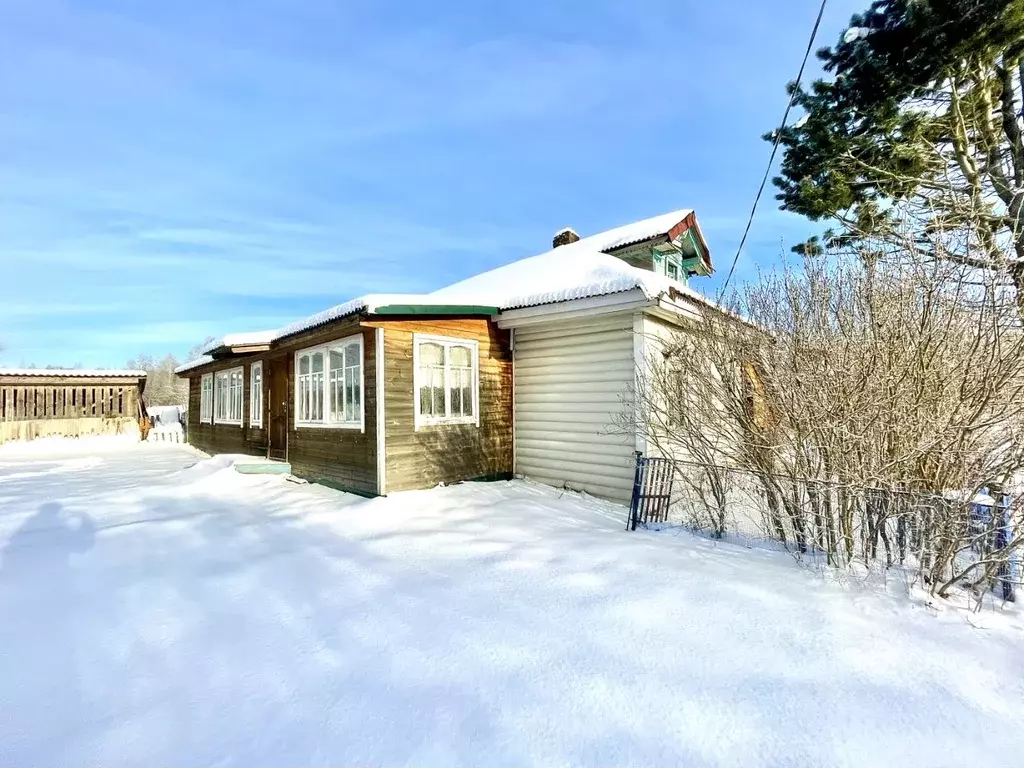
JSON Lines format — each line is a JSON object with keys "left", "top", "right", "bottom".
{"left": 379, "top": 317, "right": 512, "bottom": 493}
{"left": 181, "top": 314, "right": 514, "bottom": 495}
{"left": 183, "top": 320, "right": 379, "bottom": 494}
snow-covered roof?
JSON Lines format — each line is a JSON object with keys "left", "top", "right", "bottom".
{"left": 430, "top": 209, "right": 712, "bottom": 311}
{"left": 176, "top": 294, "right": 500, "bottom": 373}
{"left": 200, "top": 330, "right": 278, "bottom": 355}
{"left": 0, "top": 368, "right": 147, "bottom": 378}
{"left": 272, "top": 293, "right": 498, "bottom": 341}
{"left": 569, "top": 208, "right": 694, "bottom": 252}
{"left": 430, "top": 244, "right": 709, "bottom": 310}
{"left": 174, "top": 356, "right": 214, "bottom": 374}
{"left": 176, "top": 208, "right": 715, "bottom": 370}
{"left": 271, "top": 296, "right": 377, "bottom": 340}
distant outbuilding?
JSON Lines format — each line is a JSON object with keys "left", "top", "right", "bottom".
{"left": 0, "top": 369, "right": 147, "bottom": 444}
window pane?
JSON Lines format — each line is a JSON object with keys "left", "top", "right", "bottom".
{"left": 329, "top": 350, "right": 344, "bottom": 372}
{"left": 344, "top": 368, "right": 354, "bottom": 422}
{"left": 299, "top": 355, "right": 310, "bottom": 375}
{"left": 345, "top": 342, "right": 360, "bottom": 368}
{"left": 449, "top": 369, "right": 471, "bottom": 418}
{"left": 419, "top": 342, "right": 443, "bottom": 366}
{"left": 450, "top": 345, "right": 472, "bottom": 367}
{"left": 251, "top": 365, "right": 262, "bottom": 422}
{"left": 451, "top": 383, "right": 461, "bottom": 414}
{"left": 312, "top": 352, "right": 324, "bottom": 373}
{"left": 419, "top": 363, "right": 444, "bottom": 418}
{"left": 432, "top": 377, "right": 445, "bottom": 414}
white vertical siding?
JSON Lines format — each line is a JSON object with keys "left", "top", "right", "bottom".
{"left": 639, "top": 312, "right": 736, "bottom": 465}
{"left": 513, "top": 312, "right": 637, "bottom": 503}
{"left": 638, "top": 313, "right": 683, "bottom": 463}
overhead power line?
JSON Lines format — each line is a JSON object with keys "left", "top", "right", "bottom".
{"left": 717, "top": 0, "right": 830, "bottom": 297}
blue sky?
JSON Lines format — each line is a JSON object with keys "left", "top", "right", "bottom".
{"left": 0, "top": 0, "right": 864, "bottom": 368}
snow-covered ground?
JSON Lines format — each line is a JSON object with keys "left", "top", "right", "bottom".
{"left": 0, "top": 442, "right": 1021, "bottom": 766}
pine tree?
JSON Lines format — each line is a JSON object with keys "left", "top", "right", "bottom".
{"left": 770, "top": 0, "right": 1024, "bottom": 314}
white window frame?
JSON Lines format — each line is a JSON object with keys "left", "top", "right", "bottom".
{"left": 293, "top": 333, "right": 365, "bottom": 431}
{"left": 200, "top": 373, "right": 213, "bottom": 424}
{"left": 213, "top": 366, "right": 244, "bottom": 426}
{"left": 250, "top": 361, "right": 263, "bottom": 427}
{"left": 413, "top": 333, "right": 480, "bottom": 430}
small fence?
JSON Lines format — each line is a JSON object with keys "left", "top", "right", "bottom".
{"left": 626, "top": 454, "right": 1021, "bottom": 602}
{"left": 627, "top": 455, "right": 676, "bottom": 530}
{"left": 147, "top": 426, "right": 184, "bottom": 443}
{"left": 145, "top": 406, "right": 186, "bottom": 444}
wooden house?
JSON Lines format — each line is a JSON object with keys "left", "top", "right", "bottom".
{"left": 175, "top": 209, "right": 714, "bottom": 501}
{"left": 0, "top": 369, "right": 147, "bottom": 444}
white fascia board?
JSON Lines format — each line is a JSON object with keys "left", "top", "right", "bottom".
{"left": 649, "top": 295, "right": 705, "bottom": 325}
{"left": 632, "top": 311, "right": 648, "bottom": 456}
{"left": 496, "top": 289, "right": 653, "bottom": 329}
{"left": 375, "top": 327, "right": 386, "bottom": 495}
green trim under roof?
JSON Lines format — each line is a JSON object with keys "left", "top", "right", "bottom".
{"left": 371, "top": 304, "right": 499, "bottom": 316}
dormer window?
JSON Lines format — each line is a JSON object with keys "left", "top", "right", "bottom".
{"left": 666, "top": 261, "right": 680, "bottom": 281}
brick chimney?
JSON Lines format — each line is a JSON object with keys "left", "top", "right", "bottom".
{"left": 552, "top": 227, "right": 581, "bottom": 248}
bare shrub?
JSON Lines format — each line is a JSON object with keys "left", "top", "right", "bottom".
{"left": 631, "top": 228, "right": 1024, "bottom": 602}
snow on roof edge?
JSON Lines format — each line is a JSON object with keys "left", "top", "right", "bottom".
{"left": 271, "top": 293, "right": 500, "bottom": 342}
{"left": 200, "top": 330, "right": 279, "bottom": 355}
{"left": 174, "top": 356, "right": 214, "bottom": 375}
{"left": 0, "top": 368, "right": 147, "bottom": 378}
{"left": 271, "top": 296, "right": 372, "bottom": 342}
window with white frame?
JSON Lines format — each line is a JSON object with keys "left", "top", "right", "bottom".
{"left": 295, "top": 334, "right": 363, "bottom": 428}
{"left": 250, "top": 362, "right": 263, "bottom": 426}
{"left": 200, "top": 373, "right": 213, "bottom": 423}
{"left": 214, "top": 367, "right": 244, "bottom": 425}
{"left": 414, "top": 335, "right": 479, "bottom": 428}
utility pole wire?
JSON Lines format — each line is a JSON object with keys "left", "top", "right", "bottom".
{"left": 717, "top": 0, "right": 830, "bottom": 297}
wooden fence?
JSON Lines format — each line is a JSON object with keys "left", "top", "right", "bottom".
{"left": 0, "top": 384, "right": 137, "bottom": 421}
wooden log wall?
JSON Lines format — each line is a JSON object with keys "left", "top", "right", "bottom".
{"left": 183, "top": 317, "right": 376, "bottom": 494}
{"left": 186, "top": 363, "right": 262, "bottom": 457}
{"left": 180, "top": 314, "right": 513, "bottom": 496}
{"left": 367, "top": 317, "right": 513, "bottom": 493}
{"left": 276, "top": 321, "right": 378, "bottom": 494}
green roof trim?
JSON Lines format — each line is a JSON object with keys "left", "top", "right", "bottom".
{"left": 682, "top": 230, "right": 713, "bottom": 276}
{"left": 372, "top": 304, "right": 499, "bottom": 316}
